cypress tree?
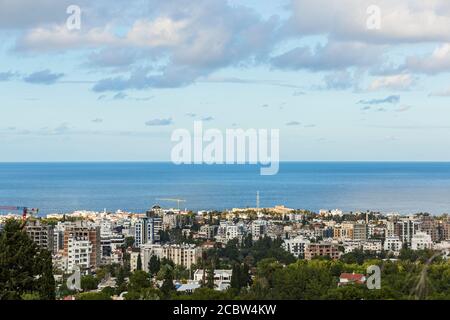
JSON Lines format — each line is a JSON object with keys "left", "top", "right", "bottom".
{"left": 148, "top": 255, "right": 161, "bottom": 276}
{"left": 137, "top": 253, "right": 142, "bottom": 271}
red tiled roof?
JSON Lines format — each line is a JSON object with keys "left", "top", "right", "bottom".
{"left": 340, "top": 273, "right": 365, "bottom": 282}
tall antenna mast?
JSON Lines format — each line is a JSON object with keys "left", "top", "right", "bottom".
{"left": 256, "top": 191, "right": 260, "bottom": 212}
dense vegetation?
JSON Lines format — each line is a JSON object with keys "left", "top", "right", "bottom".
{"left": 96, "top": 237, "right": 450, "bottom": 300}
{"left": 0, "top": 220, "right": 55, "bottom": 300}
{"left": 1, "top": 218, "right": 449, "bottom": 300}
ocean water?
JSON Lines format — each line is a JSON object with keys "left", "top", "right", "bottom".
{"left": 0, "top": 162, "right": 450, "bottom": 215}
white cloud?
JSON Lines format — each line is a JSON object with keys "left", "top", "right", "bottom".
{"left": 272, "top": 41, "right": 383, "bottom": 71}
{"left": 368, "top": 74, "right": 415, "bottom": 91}
{"left": 287, "top": 0, "right": 450, "bottom": 44}
{"left": 405, "top": 44, "right": 450, "bottom": 74}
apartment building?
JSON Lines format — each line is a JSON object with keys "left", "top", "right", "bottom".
{"left": 283, "top": 236, "right": 310, "bottom": 258}
{"left": 134, "top": 216, "right": 162, "bottom": 247}
{"left": 353, "top": 223, "right": 368, "bottom": 241}
{"left": 25, "top": 220, "right": 54, "bottom": 253}
{"left": 384, "top": 236, "right": 403, "bottom": 253}
{"left": 251, "top": 220, "right": 267, "bottom": 241}
{"left": 141, "top": 243, "right": 202, "bottom": 270}
{"left": 362, "top": 239, "right": 383, "bottom": 252}
{"left": 216, "top": 221, "right": 244, "bottom": 243}
{"left": 304, "top": 242, "right": 340, "bottom": 260}
{"left": 420, "top": 216, "right": 439, "bottom": 242}
{"left": 198, "top": 224, "right": 218, "bottom": 239}
{"left": 67, "top": 236, "right": 92, "bottom": 273}
{"left": 194, "top": 269, "right": 232, "bottom": 289}
{"left": 388, "top": 217, "right": 421, "bottom": 245}
{"left": 63, "top": 221, "right": 101, "bottom": 270}
{"left": 333, "top": 223, "right": 354, "bottom": 241}
{"left": 411, "top": 232, "right": 433, "bottom": 250}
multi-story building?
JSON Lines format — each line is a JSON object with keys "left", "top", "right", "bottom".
{"left": 67, "top": 236, "right": 92, "bottom": 273}
{"left": 439, "top": 220, "right": 450, "bottom": 241}
{"left": 420, "top": 216, "right": 439, "bottom": 242}
{"left": 353, "top": 223, "right": 368, "bottom": 241}
{"left": 283, "top": 236, "right": 310, "bottom": 258}
{"left": 25, "top": 220, "right": 54, "bottom": 253}
{"left": 395, "top": 219, "right": 421, "bottom": 245}
{"left": 304, "top": 242, "right": 340, "bottom": 260}
{"left": 141, "top": 243, "right": 202, "bottom": 270}
{"left": 216, "top": 221, "right": 244, "bottom": 243}
{"left": 333, "top": 223, "right": 354, "bottom": 241}
{"left": 251, "top": 220, "right": 267, "bottom": 241}
{"left": 162, "top": 212, "right": 180, "bottom": 230}
{"left": 53, "top": 223, "right": 65, "bottom": 253}
{"left": 411, "top": 232, "right": 433, "bottom": 250}
{"left": 362, "top": 239, "right": 383, "bottom": 253}
{"left": 63, "top": 221, "right": 101, "bottom": 270}
{"left": 100, "top": 234, "right": 125, "bottom": 261}
{"left": 134, "top": 217, "right": 162, "bottom": 247}
{"left": 130, "top": 251, "right": 140, "bottom": 272}
{"left": 198, "top": 224, "right": 218, "bottom": 239}
{"left": 384, "top": 236, "right": 403, "bottom": 253}
{"left": 342, "top": 240, "right": 363, "bottom": 253}
{"left": 193, "top": 269, "right": 232, "bottom": 289}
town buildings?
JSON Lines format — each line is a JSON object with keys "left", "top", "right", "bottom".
{"left": 304, "top": 242, "right": 340, "bottom": 260}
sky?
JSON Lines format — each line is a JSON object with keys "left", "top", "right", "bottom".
{"left": 2, "top": 0, "right": 450, "bottom": 162}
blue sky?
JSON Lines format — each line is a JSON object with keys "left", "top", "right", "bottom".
{"left": 2, "top": 0, "right": 450, "bottom": 161}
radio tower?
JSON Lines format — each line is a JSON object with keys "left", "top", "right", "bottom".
{"left": 256, "top": 191, "right": 261, "bottom": 215}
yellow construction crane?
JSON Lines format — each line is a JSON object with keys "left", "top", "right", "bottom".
{"left": 155, "top": 198, "right": 186, "bottom": 210}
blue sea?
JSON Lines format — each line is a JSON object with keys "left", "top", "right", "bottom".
{"left": 0, "top": 162, "right": 450, "bottom": 215}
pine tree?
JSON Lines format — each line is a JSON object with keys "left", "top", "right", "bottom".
{"left": 0, "top": 219, "right": 55, "bottom": 300}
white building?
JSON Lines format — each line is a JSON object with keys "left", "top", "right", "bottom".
{"left": 193, "top": 269, "right": 232, "bottom": 290}
{"left": 135, "top": 217, "right": 162, "bottom": 247}
{"left": 216, "top": 221, "right": 244, "bottom": 243}
{"left": 141, "top": 243, "right": 202, "bottom": 270}
{"left": 434, "top": 241, "right": 450, "bottom": 259}
{"left": 251, "top": 220, "right": 267, "bottom": 241}
{"left": 67, "top": 236, "right": 92, "bottom": 273}
{"left": 283, "top": 236, "right": 310, "bottom": 258}
{"left": 384, "top": 236, "right": 403, "bottom": 253}
{"left": 411, "top": 232, "right": 433, "bottom": 250}
{"left": 342, "top": 240, "right": 363, "bottom": 254}
{"left": 362, "top": 240, "right": 383, "bottom": 253}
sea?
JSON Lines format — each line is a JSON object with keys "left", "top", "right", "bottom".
{"left": 0, "top": 162, "right": 450, "bottom": 215}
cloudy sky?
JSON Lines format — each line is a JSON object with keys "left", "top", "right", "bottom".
{"left": 2, "top": 0, "right": 450, "bottom": 161}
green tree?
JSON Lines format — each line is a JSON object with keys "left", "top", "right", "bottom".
{"left": 128, "top": 270, "right": 151, "bottom": 292}
{"left": 206, "top": 265, "right": 215, "bottom": 289}
{"left": 35, "top": 249, "right": 56, "bottom": 300}
{"left": 137, "top": 254, "right": 143, "bottom": 271}
{"left": 77, "top": 292, "right": 112, "bottom": 300}
{"left": 148, "top": 255, "right": 161, "bottom": 276}
{"left": 81, "top": 275, "right": 100, "bottom": 291}
{"left": 160, "top": 268, "right": 175, "bottom": 298}
{"left": 0, "top": 219, "right": 55, "bottom": 300}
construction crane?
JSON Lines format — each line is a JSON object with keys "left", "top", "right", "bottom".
{"left": 155, "top": 198, "right": 186, "bottom": 211}
{"left": 0, "top": 206, "right": 39, "bottom": 221}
